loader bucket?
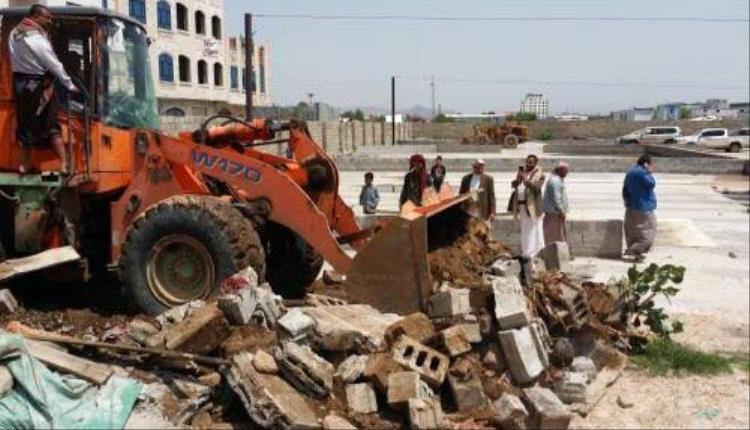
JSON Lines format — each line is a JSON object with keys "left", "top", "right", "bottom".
{"left": 344, "top": 193, "right": 473, "bottom": 315}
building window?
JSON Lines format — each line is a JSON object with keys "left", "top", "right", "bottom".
{"left": 197, "top": 60, "right": 208, "bottom": 84}
{"left": 195, "top": 10, "right": 205, "bottom": 34}
{"left": 178, "top": 55, "right": 190, "bottom": 82}
{"left": 211, "top": 16, "right": 221, "bottom": 39}
{"left": 176, "top": 3, "right": 188, "bottom": 31}
{"left": 129, "top": 0, "right": 146, "bottom": 23}
{"left": 230, "top": 66, "right": 238, "bottom": 89}
{"left": 213, "top": 63, "right": 223, "bottom": 86}
{"left": 157, "top": 1, "right": 171, "bottom": 30}
{"left": 158, "top": 53, "right": 174, "bottom": 82}
{"left": 164, "top": 107, "right": 185, "bottom": 117}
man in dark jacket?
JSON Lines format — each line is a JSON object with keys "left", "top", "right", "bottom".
{"left": 622, "top": 155, "right": 657, "bottom": 261}
{"left": 399, "top": 154, "right": 431, "bottom": 208}
{"left": 459, "top": 159, "right": 496, "bottom": 222}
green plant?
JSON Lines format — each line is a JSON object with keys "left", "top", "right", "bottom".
{"left": 432, "top": 113, "right": 454, "bottom": 123}
{"left": 624, "top": 263, "right": 685, "bottom": 338}
{"left": 507, "top": 112, "right": 537, "bottom": 122}
{"left": 632, "top": 338, "right": 734, "bottom": 376}
{"left": 679, "top": 106, "right": 691, "bottom": 120}
{"left": 536, "top": 129, "right": 554, "bottom": 141}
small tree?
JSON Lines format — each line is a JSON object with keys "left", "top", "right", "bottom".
{"left": 508, "top": 112, "right": 537, "bottom": 122}
{"left": 679, "top": 106, "right": 691, "bottom": 120}
{"left": 432, "top": 113, "right": 454, "bottom": 123}
{"left": 341, "top": 109, "right": 365, "bottom": 121}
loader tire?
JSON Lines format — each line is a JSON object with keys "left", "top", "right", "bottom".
{"left": 265, "top": 223, "right": 323, "bottom": 299}
{"left": 504, "top": 134, "right": 519, "bottom": 148}
{"left": 119, "top": 195, "right": 265, "bottom": 315}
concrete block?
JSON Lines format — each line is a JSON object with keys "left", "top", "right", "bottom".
{"left": 482, "top": 343, "right": 507, "bottom": 373}
{"left": 492, "top": 277, "right": 530, "bottom": 329}
{"left": 457, "top": 315, "right": 483, "bottom": 343}
{"left": 363, "top": 353, "right": 405, "bottom": 393}
{"left": 387, "top": 371, "right": 432, "bottom": 409}
{"left": 127, "top": 319, "right": 160, "bottom": 346}
{"left": 252, "top": 349, "right": 278, "bottom": 374}
{"left": 0, "top": 289, "right": 18, "bottom": 315}
{"left": 553, "top": 371, "right": 588, "bottom": 404}
{"left": 522, "top": 386, "right": 572, "bottom": 430}
{"left": 323, "top": 415, "right": 357, "bottom": 430}
{"left": 498, "top": 327, "right": 544, "bottom": 384}
{"left": 408, "top": 397, "right": 444, "bottom": 430}
{"left": 278, "top": 342, "right": 334, "bottom": 397}
{"left": 277, "top": 308, "right": 315, "bottom": 338}
{"left": 385, "top": 312, "right": 435, "bottom": 344}
{"left": 336, "top": 354, "right": 368, "bottom": 384}
{"left": 346, "top": 383, "right": 378, "bottom": 414}
{"left": 162, "top": 304, "right": 230, "bottom": 355}
{"left": 218, "top": 288, "right": 257, "bottom": 325}
{"left": 492, "top": 392, "right": 528, "bottom": 430}
{"left": 571, "top": 356, "right": 597, "bottom": 383}
{"left": 427, "top": 288, "right": 471, "bottom": 318}
{"left": 0, "top": 365, "right": 12, "bottom": 397}
{"left": 540, "top": 241, "right": 571, "bottom": 271}
{"left": 256, "top": 286, "right": 285, "bottom": 327}
{"left": 530, "top": 319, "right": 551, "bottom": 369}
{"left": 489, "top": 259, "right": 522, "bottom": 278}
{"left": 440, "top": 325, "right": 472, "bottom": 357}
{"left": 392, "top": 335, "right": 450, "bottom": 387}
{"left": 447, "top": 371, "right": 488, "bottom": 412}
{"left": 301, "top": 304, "right": 401, "bottom": 353}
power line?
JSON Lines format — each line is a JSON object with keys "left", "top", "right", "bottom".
{"left": 254, "top": 14, "right": 748, "bottom": 23}
{"left": 393, "top": 75, "right": 749, "bottom": 90}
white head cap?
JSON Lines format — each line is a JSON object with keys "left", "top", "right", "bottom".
{"left": 473, "top": 158, "right": 485, "bottom": 166}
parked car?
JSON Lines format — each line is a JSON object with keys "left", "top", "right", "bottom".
{"left": 680, "top": 128, "right": 749, "bottom": 152}
{"left": 616, "top": 126, "right": 682, "bottom": 144}
{"left": 678, "top": 128, "right": 727, "bottom": 145}
{"left": 726, "top": 128, "right": 750, "bottom": 152}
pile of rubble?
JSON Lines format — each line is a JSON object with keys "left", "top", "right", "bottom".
{"left": 0, "top": 228, "right": 633, "bottom": 429}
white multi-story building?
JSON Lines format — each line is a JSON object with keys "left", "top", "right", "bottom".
{"left": 2, "top": 0, "right": 272, "bottom": 117}
{"left": 520, "top": 93, "right": 549, "bottom": 120}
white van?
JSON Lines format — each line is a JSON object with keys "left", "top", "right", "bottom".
{"left": 616, "top": 126, "right": 682, "bottom": 145}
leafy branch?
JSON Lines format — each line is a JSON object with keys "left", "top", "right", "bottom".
{"left": 622, "top": 263, "right": 686, "bottom": 338}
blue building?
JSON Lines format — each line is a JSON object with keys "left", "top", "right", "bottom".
{"left": 655, "top": 103, "right": 684, "bottom": 121}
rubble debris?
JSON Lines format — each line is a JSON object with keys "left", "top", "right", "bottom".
{"left": 522, "top": 386, "right": 572, "bottom": 430}
{"left": 0, "top": 246, "right": 80, "bottom": 282}
{"left": 0, "top": 365, "right": 12, "bottom": 397}
{"left": 391, "top": 335, "right": 449, "bottom": 387}
{"left": 0, "top": 290, "right": 18, "bottom": 315}
{"left": 491, "top": 276, "right": 531, "bottom": 329}
{"left": 127, "top": 319, "right": 160, "bottom": 346}
{"left": 489, "top": 258, "right": 522, "bottom": 278}
{"left": 220, "top": 324, "right": 277, "bottom": 357}
{"left": 571, "top": 356, "right": 597, "bottom": 383}
{"left": 323, "top": 414, "right": 357, "bottom": 430}
{"left": 304, "top": 293, "right": 348, "bottom": 307}
{"left": 408, "top": 396, "right": 445, "bottom": 429}
{"left": 552, "top": 371, "right": 588, "bottom": 404}
{"left": 457, "top": 315, "right": 482, "bottom": 343}
{"left": 336, "top": 354, "right": 368, "bottom": 383}
{"left": 155, "top": 300, "right": 205, "bottom": 328}
{"left": 569, "top": 362, "right": 625, "bottom": 417}
{"left": 387, "top": 371, "right": 431, "bottom": 410}
{"left": 276, "top": 341, "right": 334, "bottom": 398}
{"left": 252, "top": 349, "right": 278, "bottom": 374}
{"left": 427, "top": 287, "right": 471, "bottom": 318}
{"left": 529, "top": 319, "right": 551, "bottom": 369}
{"left": 346, "top": 382, "right": 378, "bottom": 414}
{"left": 224, "top": 352, "right": 320, "bottom": 429}
{"left": 440, "top": 325, "right": 472, "bottom": 357}
{"left": 363, "top": 352, "right": 406, "bottom": 393}
{"left": 277, "top": 308, "right": 314, "bottom": 339}
{"left": 447, "top": 361, "right": 488, "bottom": 412}
{"left": 219, "top": 265, "right": 258, "bottom": 293}
{"left": 301, "top": 304, "right": 400, "bottom": 353}
{"left": 550, "top": 338, "right": 575, "bottom": 368}
{"left": 148, "top": 304, "right": 230, "bottom": 355}
{"left": 385, "top": 312, "right": 435, "bottom": 345}
{"left": 481, "top": 344, "right": 507, "bottom": 373}
{"left": 255, "top": 284, "right": 286, "bottom": 327}
{"left": 322, "top": 269, "right": 345, "bottom": 285}
{"left": 539, "top": 241, "right": 570, "bottom": 271}
{"left": 197, "top": 372, "right": 222, "bottom": 387}
{"left": 218, "top": 288, "right": 257, "bottom": 325}
{"left": 492, "top": 392, "right": 529, "bottom": 430}
{"left": 498, "top": 326, "right": 545, "bottom": 384}
{"left": 26, "top": 338, "right": 113, "bottom": 385}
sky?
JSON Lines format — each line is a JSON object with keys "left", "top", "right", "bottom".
{"left": 225, "top": 0, "right": 750, "bottom": 115}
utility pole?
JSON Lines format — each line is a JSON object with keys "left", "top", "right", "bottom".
{"left": 430, "top": 75, "right": 435, "bottom": 119}
{"left": 244, "top": 13, "right": 253, "bottom": 120}
{"left": 391, "top": 76, "right": 396, "bottom": 146}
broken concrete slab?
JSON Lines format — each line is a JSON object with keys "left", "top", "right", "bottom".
{"left": 159, "top": 304, "right": 230, "bottom": 355}
{"left": 440, "top": 326, "right": 471, "bottom": 357}
{"left": 391, "top": 336, "right": 449, "bottom": 387}
{"left": 252, "top": 349, "right": 278, "bottom": 374}
{"left": 522, "top": 386, "right": 572, "bottom": 430}
{"left": 218, "top": 288, "right": 258, "bottom": 325}
{"left": 0, "top": 289, "right": 18, "bottom": 315}
{"left": 277, "top": 342, "right": 334, "bottom": 398}
{"left": 570, "top": 356, "right": 597, "bottom": 383}
{"left": 540, "top": 241, "right": 570, "bottom": 272}
{"left": 408, "top": 396, "right": 444, "bottom": 429}
{"left": 256, "top": 285, "right": 285, "bottom": 327}
{"left": 335, "top": 354, "right": 368, "bottom": 384}
{"left": 301, "top": 304, "right": 401, "bottom": 353}
{"left": 277, "top": 308, "right": 315, "bottom": 339}
{"left": 322, "top": 415, "right": 356, "bottom": 430}
{"left": 498, "top": 326, "right": 545, "bottom": 384}
{"left": 0, "top": 246, "right": 80, "bottom": 282}
{"left": 492, "top": 392, "right": 528, "bottom": 430}
{"left": 224, "top": 352, "right": 320, "bottom": 429}
{"left": 304, "top": 294, "right": 348, "bottom": 307}
{"left": 457, "top": 316, "right": 482, "bottom": 344}
{"left": 154, "top": 300, "right": 206, "bottom": 328}
{"left": 0, "top": 365, "right": 13, "bottom": 397}
{"left": 387, "top": 371, "right": 431, "bottom": 410}
{"left": 219, "top": 265, "right": 258, "bottom": 293}
{"left": 489, "top": 258, "right": 522, "bottom": 278}
{"left": 345, "top": 383, "right": 378, "bottom": 414}
{"left": 447, "top": 371, "right": 488, "bottom": 412}
{"left": 363, "top": 352, "right": 405, "bottom": 393}
{"left": 529, "top": 319, "right": 551, "bottom": 369}
{"left": 385, "top": 312, "right": 435, "bottom": 345}
{"left": 491, "top": 276, "right": 530, "bottom": 329}
{"left": 427, "top": 288, "right": 471, "bottom": 318}
{"left": 127, "top": 319, "right": 160, "bottom": 346}
{"left": 553, "top": 371, "right": 588, "bottom": 404}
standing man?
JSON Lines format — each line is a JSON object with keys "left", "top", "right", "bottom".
{"left": 508, "top": 154, "right": 545, "bottom": 259}
{"left": 9, "top": 4, "right": 78, "bottom": 175}
{"left": 622, "top": 155, "right": 657, "bottom": 262}
{"left": 543, "top": 161, "right": 570, "bottom": 244}
{"left": 459, "top": 159, "right": 496, "bottom": 223}
{"left": 359, "top": 172, "right": 380, "bottom": 215}
{"left": 430, "top": 155, "right": 447, "bottom": 192}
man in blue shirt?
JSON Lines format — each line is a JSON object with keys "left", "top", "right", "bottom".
{"left": 622, "top": 155, "right": 657, "bottom": 261}
{"left": 359, "top": 172, "right": 380, "bottom": 214}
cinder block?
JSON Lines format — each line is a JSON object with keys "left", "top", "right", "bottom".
{"left": 440, "top": 326, "right": 472, "bottom": 357}
{"left": 387, "top": 371, "right": 432, "bottom": 409}
{"left": 408, "top": 397, "right": 444, "bottom": 429}
{"left": 385, "top": 312, "right": 436, "bottom": 344}
{"left": 522, "top": 386, "right": 572, "bottom": 429}
{"left": 529, "top": 319, "right": 551, "bottom": 369}
{"left": 363, "top": 353, "right": 405, "bottom": 393}
{"left": 457, "top": 316, "right": 482, "bottom": 343}
{"left": 447, "top": 372, "right": 488, "bottom": 412}
{"left": 498, "top": 326, "right": 544, "bottom": 384}
{"left": 492, "top": 392, "right": 528, "bottom": 430}
{"left": 346, "top": 383, "right": 378, "bottom": 414}
{"left": 492, "top": 277, "right": 530, "bottom": 329}
{"left": 392, "top": 336, "right": 449, "bottom": 387}
{"left": 427, "top": 287, "right": 471, "bottom": 318}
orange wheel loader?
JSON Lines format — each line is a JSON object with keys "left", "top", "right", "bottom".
{"left": 0, "top": 7, "right": 471, "bottom": 315}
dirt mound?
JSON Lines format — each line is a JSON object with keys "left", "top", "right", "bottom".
{"left": 0, "top": 307, "right": 136, "bottom": 339}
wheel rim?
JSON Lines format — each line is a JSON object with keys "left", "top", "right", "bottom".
{"left": 146, "top": 234, "right": 214, "bottom": 306}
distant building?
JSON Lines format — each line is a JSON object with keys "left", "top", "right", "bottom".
{"left": 314, "top": 102, "right": 341, "bottom": 122}
{"left": 553, "top": 113, "right": 589, "bottom": 121}
{"left": 612, "top": 107, "right": 654, "bottom": 122}
{"left": 730, "top": 102, "right": 750, "bottom": 121}
{"left": 520, "top": 93, "right": 549, "bottom": 119}
{"left": 385, "top": 114, "right": 404, "bottom": 123}
{"left": 655, "top": 103, "right": 684, "bottom": 121}
{"left": 704, "top": 99, "right": 729, "bottom": 110}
